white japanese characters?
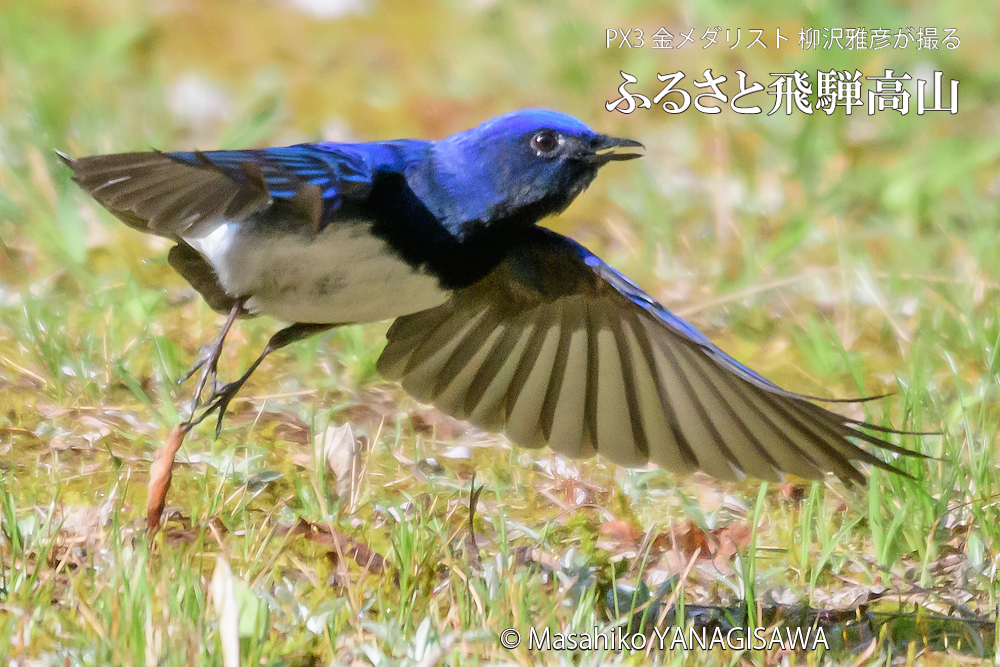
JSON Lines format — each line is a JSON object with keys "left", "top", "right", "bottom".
{"left": 606, "top": 27, "right": 959, "bottom": 50}
{"left": 607, "top": 70, "right": 959, "bottom": 116}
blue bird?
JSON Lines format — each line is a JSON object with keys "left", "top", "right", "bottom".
{"left": 61, "top": 109, "right": 920, "bottom": 483}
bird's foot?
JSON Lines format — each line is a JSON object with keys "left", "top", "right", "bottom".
{"left": 178, "top": 344, "right": 215, "bottom": 385}
{"left": 188, "top": 375, "right": 250, "bottom": 438}
{"left": 178, "top": 299, "right": 246, "bottom": 418}
{"left": 179, "top": 344, "right": 225, "bottom": 418}
{"left": 181, "top": 320, "right": 331, "bottom": 438}
{"left": 179, "top": 343, "right": 222, "bottom": 395}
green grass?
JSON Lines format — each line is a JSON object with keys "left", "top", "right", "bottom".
{"left": 1, "top": 0, "right": 999, "bottom": 664}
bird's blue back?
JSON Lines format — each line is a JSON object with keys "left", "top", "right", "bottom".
{"left": 167, "top": 109, "right": 606, "bottom": 235}
{"left": 167, "top": 139, "right": 431, "bottom": 218}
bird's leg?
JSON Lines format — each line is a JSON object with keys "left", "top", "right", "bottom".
{"left": 189, "top": 322, "right": 335, "bottom": 437}
{"left": 178, "top": 344, "right": 214, "bottom": 384}
{"left": 181, "top": 298, "right": 246, "bottom": 417}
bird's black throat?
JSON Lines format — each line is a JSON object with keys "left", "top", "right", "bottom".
{"left": 356, "top": 170, "right": 578, "bottom": 291}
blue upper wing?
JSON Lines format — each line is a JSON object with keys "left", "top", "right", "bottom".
{"left": 64, "top": 140, "right": 425, "bottom": 237}
{"left": 169, "top": 146, "right": 368, "bottom": 205}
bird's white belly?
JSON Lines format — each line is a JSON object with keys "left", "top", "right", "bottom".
{"left": 184, "top": 222, "right": 450, "bottom": 324}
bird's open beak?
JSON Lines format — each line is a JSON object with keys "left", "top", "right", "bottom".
{"left": 584, "top": 135, "right": 645, "bottom": 165}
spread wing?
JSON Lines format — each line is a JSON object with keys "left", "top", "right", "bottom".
{"left": 58, "top": 144, "right": 376, "bottom": 238}
{"left": 378, "top": 227, "right": 922, "bottom": 483}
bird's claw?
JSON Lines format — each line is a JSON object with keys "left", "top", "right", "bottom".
{"left": 187, "top": 380, "right": 243, "bottom": 438}
{"left": 209, "top": 382, "right": 240, "bottom": 438}
{"left": 182, "top": 347, "right": 226, "bottom": 418}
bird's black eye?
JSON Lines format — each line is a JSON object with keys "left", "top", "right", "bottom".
{"left": 531, "top": 131, "right": 560, "bottom": 156}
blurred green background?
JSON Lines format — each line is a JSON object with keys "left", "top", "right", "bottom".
{"left": 1, "top": 0, "right": 999, "bottom": 664}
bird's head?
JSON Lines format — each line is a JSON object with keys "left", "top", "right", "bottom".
{"left": 410, "top": 109, "right": 643, "bottom": 236}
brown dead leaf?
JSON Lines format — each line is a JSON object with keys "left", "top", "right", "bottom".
{"left": 651, "top": 521, "right": 756, "bottom": 576}
{"left": 533, "top": 458, "right": 608, "bottom": 508}
{"left": 712, "top": 523, "right": 753, "bottom": 574}
{"left": 146, "top": 424, "right": 188, "bottom": 533}
{"left": 261, "top": 411, "right": 311, "bottom": 445}
{"left": 163, "top": 515, "right": 226, "bottom": 546}
{"left": 274, "top": 422, "right": 310, "bottom": 446}
{"left": 163, "top": 527, "right": 201, "bottom": 545}
{"left": 279, "top": 519, "right": 385, "bottom": 574}
{"left": 59, "top": 504, "right": 111, "bottom": 543}
{"left": 315, "top": 423, "right": 360, "bottom": 498}
{"left": 596, "top": 520, "right": 644, "bottom": 560}
{"left": 649, "top": 531, "right": 672, "bottom": 556}
{"left": 599, "top": 520, "right": 643, "bottom": 544}
{"left": 714, "top": 524, "right": 752, "bottom": 558}
{"left": 339, "top": 388, "right": 397, "bottom": 427}
{"left": 408, "top": 405, "right": 465, "bottom": 441}
{"left": 674, "top": 521, "right": 711, "bottom": 557}
{"left": 513, "top": 546, "right": 561, "bottom": 573}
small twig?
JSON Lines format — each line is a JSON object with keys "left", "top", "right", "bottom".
{"left": 0, "top": 355, "right": 47, "bottom": 386}
{"left": 230, "top": 389, "right": 318, "bottom": 402}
